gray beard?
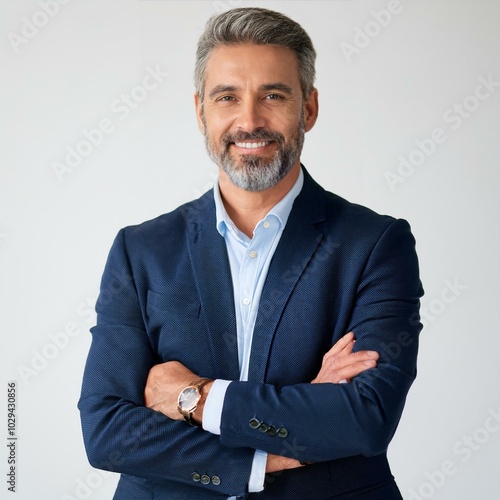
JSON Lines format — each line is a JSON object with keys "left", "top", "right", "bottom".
{"left": 204, "top": 114, "right": 305, "bottom": 192}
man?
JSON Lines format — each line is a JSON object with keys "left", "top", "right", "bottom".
{"left": 79, "top": 7, "right": 423, "bottom": 499}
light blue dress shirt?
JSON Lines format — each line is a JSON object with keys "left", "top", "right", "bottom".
{"left": 202, "top": 167, "right": 304, "bottom": 496}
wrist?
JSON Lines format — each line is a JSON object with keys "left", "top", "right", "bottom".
{"left": 192, "top": 379, "right": 214, "bottom": 425}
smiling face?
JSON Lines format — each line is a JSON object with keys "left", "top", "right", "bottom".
{"left": 195, "top": 44, "right": 318, "bottom": 192}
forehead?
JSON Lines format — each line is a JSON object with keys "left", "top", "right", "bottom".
{"left": 204, "top": 44, "right": 301, "bottom": 92}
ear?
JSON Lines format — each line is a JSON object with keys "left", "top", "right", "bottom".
{"left": 303, "top": 88, "right": 319, "bottom": 133}
{"left": 194, "top": 92, "right": 205, "bottom": 135}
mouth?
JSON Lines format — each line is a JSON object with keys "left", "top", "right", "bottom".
{"left": 231, "top": 140, "right": 274, "bottom": 152}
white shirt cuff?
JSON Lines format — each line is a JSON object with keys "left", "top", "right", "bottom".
{"left": 202, "top": 379, "right": 267, "bottom": 494}
{"left": 248, "top": 449, "right": 267, "bottom": 492}
{"left": 202, "top": 379, "right": 231, "bottom": 435}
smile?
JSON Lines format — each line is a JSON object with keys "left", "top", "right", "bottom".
{"left": 233, "top": 141, "right": 272, "bottom": 149}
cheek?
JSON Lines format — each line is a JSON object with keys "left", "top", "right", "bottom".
{"left": 271, "top": 114, "right": 301, "bottom": 135}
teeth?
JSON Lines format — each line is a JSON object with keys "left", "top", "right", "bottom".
{"left": 234, "top": 141, "right": 270, "bottom": 149}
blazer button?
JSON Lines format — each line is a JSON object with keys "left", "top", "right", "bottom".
{"left": 191, "top": 472, "right": 201, "bottom": 482}
{"left": 201, "top": 474, "right": 210, "bottom": 485}
{"left": 258, "top": 422, "right": 269, "bottom": 433}
{"left": 211, "top": 475, "right": 221, "bottom": 486}
{"left": 266, "top": 426, "right": 277, "bottom": 437}
{"left": 277, "top": 427, "right": 288, "bottom": 438}
{"left": 249, "top": 418, "right": 261, "bottom": 429}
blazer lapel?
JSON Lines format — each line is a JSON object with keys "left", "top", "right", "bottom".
{"left": 248, "top": 168, "right": 327, "bottom": 382}
{"left": 185, "top": 192, "right": 240, "bottom": 381}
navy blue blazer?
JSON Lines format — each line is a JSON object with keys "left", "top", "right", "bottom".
{"left": 79, "top": 167, "right": 423, "bottom": 499}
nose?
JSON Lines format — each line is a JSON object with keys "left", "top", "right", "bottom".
{"left": 235, "top": 98, "right": 267, "bottom": 132}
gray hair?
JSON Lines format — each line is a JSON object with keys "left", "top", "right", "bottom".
{"left": 194, "top": 7, "right": 316, "bottom": 103}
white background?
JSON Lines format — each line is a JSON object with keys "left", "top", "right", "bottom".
{"left": 1, "top": 1, "right": 499, "bottom": 499}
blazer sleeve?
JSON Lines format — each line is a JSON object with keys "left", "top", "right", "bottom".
{"left": 218, "top": 218, "right": 424, "bottom": 462}
{"left": 78, "top": 229, "right": 254, "bottom": 497}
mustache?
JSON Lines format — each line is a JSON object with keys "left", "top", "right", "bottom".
{"left": 221, "top": 129, "right": 285, "bottom": 148}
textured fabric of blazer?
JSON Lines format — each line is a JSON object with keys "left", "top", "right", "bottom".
{"left": 79, "top": 166, "right": 423, "bottom": 499}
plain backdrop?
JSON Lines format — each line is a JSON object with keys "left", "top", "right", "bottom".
{"left": 1, "top": 1, "right": 499, "bottom": 498}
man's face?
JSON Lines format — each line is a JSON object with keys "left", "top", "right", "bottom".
{"left": 196, "top": 44, "right": 318, "bottom": 192}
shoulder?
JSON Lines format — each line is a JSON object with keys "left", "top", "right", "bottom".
{"left": 324, "top": 189, "right": 398, "bottom": 230}
{"left": 296, "top": 169, "right": 417, "bottom": 265}
{"left": 120, "top": 190, "right": 214, "bottom": 243}
{"left": 300, "top": 168, "right": 409, "bottom": 242}
{"left": 322, "top": 189, "right": 413, "bottom": 251}
{"left": 103, "top": 191, "right": 215, "bottom": 264}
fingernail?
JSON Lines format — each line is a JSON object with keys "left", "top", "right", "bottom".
{"left": 368, "top": 351, "right": 378, "bottom": 358}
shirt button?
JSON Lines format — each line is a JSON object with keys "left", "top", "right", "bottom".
{"left": 191, "top": 472, "right": 201, "bottom": 482}
{"left": 263, "top": 220, "right": 271, "bottom": 229}
{"left": 211, "top": 475, "right": 221, "bottom": 486}
{"left": 242, "top": 298, "right": 251, "bottom": 306}
{"left": 201, "top": 474, "right": 211, "bottom": 485}
{"left": 249, "top": 250, "right": 257, "bottom": 258}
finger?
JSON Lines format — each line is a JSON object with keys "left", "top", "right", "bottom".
{"left": 325, "top": 332, "right": 355, "bottom": 357}
{"left": 313, "top": 352, "right": 378, "bottom": 383}
{"left": 313, "top": 359, "right": 376, "bottom": 384}
{"left": 340, "top": 339, "right": 355, "bottom": 355}
{"left": 323, "top": 339, "right": 356, "bottom": 364}
{"left": 341, "top": 349, "right": 379, "bottom": 362}
{"left": 335, "top": 360, "right": 377, "bottom": 382}
{"left": 323, "top": 342, "right": 354, "bottom": 366}
{"left": 324, "top": 349, "right": 378, "bottom": 372}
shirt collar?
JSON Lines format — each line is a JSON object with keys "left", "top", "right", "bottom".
{"left": 214, "top": 167, "right": 304, "bottom": 237}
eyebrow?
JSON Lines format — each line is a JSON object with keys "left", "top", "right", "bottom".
{"left": 259, "top": 83, "right": 294, "bottom": 94}
{"left": 207, "top": 82, "right": 294, "bottom": 100}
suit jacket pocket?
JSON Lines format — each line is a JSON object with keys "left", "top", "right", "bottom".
{"left": 145, "top": 289, "right": 205, "bottom": 364}
{"left": 146, "top": 288, "right": 201, "bottom": 316}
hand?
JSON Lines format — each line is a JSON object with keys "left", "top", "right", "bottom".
{"left": 144, "top": 360, "right": 213, "bottom": 422}
{"left": 266, "top": 332, "right": 379, "bottom": 473}
{"left": 311, "top": 331, "right": 379, "bottom": 384}
{"left": 265, "top": 453, "right": 304, "bottom": 473}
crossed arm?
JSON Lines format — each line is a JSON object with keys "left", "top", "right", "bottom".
{"left": 79, "top": 218, "right": 422, "bottom": 496}
{"left": 144, "top": 331, "right": 379, "bottom": 473}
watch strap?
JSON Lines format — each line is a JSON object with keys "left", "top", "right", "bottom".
{"left": 178, "top": 378, "right": 211, "bottom": 427}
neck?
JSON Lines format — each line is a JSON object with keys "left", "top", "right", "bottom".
{"left": 218, "top": 162, "right": 300, "bottom": 238}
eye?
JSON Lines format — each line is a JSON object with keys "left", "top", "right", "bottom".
{"left": 218, "top": 95, "right": 235, "bottom": 102}
{"left": 265, "top": 93, "right": 283, "bottom": 100}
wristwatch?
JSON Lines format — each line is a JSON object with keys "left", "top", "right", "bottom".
{"left": 177, "top": 378, "right": 211, "bottom": 427}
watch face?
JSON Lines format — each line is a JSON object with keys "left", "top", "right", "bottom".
{"left": 178, "top": 387, "right": 199, "bottom": 411}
